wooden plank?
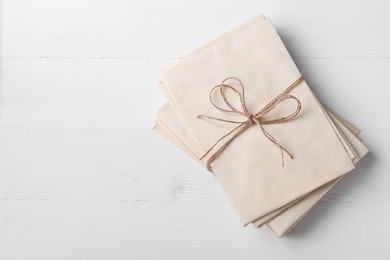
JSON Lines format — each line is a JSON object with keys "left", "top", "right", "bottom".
{"left": 0, "top": 128, "right": 386, "bottom": 203}
{"left": 0, "top": 200, "right": 388, "bottom": 259}
{"left": 1, "top": 0, "right": 390, "bottom": 58}
{"left": 0, "top": 57, "right": 389, "bottom": 129}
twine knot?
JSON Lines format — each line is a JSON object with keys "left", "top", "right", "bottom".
{"left": 197, "top": 74, "right": 304, "bottom": 172}
{"left": 248, "top": 114, "right": 258, "bottom": 125}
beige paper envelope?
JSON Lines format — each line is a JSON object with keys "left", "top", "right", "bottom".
{"left": 156, "top": 15, "right": 368, "bottom": 235}
{"left": 156, "top": 28, "right": 367, "bottom": 231}
{"left": 159, "top": 15, "right": 356, "bottom": 225}
{"left": 155, "top": 16, "right": 365, "bottom": 229}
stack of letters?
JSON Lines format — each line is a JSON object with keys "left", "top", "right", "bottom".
{"left": 154, "top": 14, "right": 368, "bottom": 237}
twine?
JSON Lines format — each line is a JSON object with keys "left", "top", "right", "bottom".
{"left": 197, "top": 75, "right": 304, "bottom": 172}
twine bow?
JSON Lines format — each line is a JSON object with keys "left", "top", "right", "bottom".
{"left": 197, "top": 75, "right": 304, "bottom": 172}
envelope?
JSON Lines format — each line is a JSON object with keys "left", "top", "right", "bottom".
{"left": 159, "top": 15, "right": 356, "bottom": 226}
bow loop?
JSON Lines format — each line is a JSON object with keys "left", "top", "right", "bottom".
{"left": 209, "top": 77, "right": 250, "bottom": 117}
{"left": 257, "top": 95, "right": 302, "bottom": 125}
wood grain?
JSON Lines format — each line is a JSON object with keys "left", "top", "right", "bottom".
{"left": 1, "top": 0, "right": 390, "bottom": 259}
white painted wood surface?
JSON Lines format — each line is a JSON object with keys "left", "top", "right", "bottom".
{"left": 0, "top": 0, "right": 389, "bottom": 259}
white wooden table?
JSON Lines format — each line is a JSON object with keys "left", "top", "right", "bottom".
{"left": 1, "top": 1, "right": 389, "bottom": 259}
